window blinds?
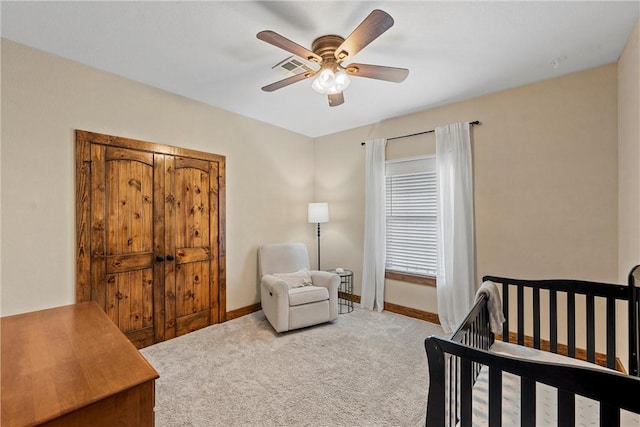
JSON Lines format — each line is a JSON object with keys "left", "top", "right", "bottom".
{"left": 385, "top": 157, "right": 437, "bottom": 277}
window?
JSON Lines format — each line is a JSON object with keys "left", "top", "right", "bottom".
{"left": 385, "top": 156, "right": 437, "bottom": 278}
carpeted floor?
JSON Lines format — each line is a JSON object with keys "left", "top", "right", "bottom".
{"left": 140, "top": 307, "right": 445, "bottom": 427}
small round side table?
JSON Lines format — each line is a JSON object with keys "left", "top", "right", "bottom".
{"left": 328, "top": 269, "right": 354, "bottom": 314}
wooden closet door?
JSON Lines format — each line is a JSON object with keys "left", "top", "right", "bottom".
{"left": 91, "top": 145, "right": 157, "bottom": 348}
{"left": 77, "top": 130, "right": 226, "bottom": 348}
{"left": 164, "top": 156, "right": 220, "bottom": 339}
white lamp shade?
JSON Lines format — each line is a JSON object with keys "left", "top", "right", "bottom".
{"left": 308, "top": 202, "right": 329, "bottom": 223}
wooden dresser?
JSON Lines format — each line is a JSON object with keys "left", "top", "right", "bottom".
{"left": 1, "top": 302, "right": 159, "bottom": 426}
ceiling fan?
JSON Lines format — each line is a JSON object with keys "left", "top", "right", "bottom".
{"left": 257, "top": 9, "right": 409, "bottom": 107}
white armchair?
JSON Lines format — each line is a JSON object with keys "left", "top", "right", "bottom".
{"left": 258, "top": 243, "right": 339, "bottom": 333}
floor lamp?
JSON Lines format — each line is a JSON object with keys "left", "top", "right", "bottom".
{"left": 308, "top": 202, "right": 329, "bottom": 270}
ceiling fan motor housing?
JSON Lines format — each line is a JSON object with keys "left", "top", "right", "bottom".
{"left": 311, "top": 35, "right": 346, "bottom": 71}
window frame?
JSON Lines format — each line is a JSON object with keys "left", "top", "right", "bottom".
{"left": 384, "top": 155, "right": 437, "bottom": 285}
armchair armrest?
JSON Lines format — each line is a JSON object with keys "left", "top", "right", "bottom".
{"left": 261, "top": 274, "right": 289, "bottom": 297}
{"left": 310, "top": 270, "right": 340, "bottom": 290}
{"left": 260, "top": 275, "right": 290, "bottom": 332}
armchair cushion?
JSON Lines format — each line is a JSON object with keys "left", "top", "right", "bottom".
{"left": 288, "top": 286, "right": 329, "bottom": 306}
{"left": 273, "top": 268, "right": 313, "bottom": 289}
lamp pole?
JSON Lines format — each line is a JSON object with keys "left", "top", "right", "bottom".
{"left": 316, "top": 222, "right": 321, "bottom": 270}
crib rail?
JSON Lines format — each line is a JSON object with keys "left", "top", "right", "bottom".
{"left": 483, "top": 273, "right": 638, "bottom": 375}
{"left": 425, "top": 335, "right": 640, "bottom": 427}
{"left": 425, "top": 295, "right": 492, "bottom": 427}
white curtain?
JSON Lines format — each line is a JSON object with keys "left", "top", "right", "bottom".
{"left": 436, "top": 122, "right": 476, "bottom": 333}
{"left": 361, "top": 138, "right": 387, "bottom": 312}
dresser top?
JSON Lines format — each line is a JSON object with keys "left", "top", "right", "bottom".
{"left": 1, "top": 302, "right": 159, "bottom": 426}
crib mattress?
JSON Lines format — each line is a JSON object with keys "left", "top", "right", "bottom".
{"left": 463, "top": 341, "right": 640, "bottom": 426}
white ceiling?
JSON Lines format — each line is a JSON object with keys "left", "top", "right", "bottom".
{"left": 2, "top": 1, "right": 638, "bottom": 138}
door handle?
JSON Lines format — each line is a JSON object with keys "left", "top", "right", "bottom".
{"left": 166, "top": 255, "right": 175, "bottom": 261}
{"left": 156, "top": 255, "right": 165, "bottom": 262}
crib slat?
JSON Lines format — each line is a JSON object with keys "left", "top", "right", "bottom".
{"left": 484, "top": 305, "right": 491, "bottom": 350}
{"left": 448, "top": 357, "right": 454, "bottom": 427}
{"left": 606, "top": 297, "right": 617, "bottom": 369}
{"left": 629, "top": 265, "right": 639, "bottom": 377}
{"left": 558, "top": 390, "right": 575, "bottom": 426}
{"left": 550, "top": 290, "right": 558, "bottom": 353}
{"left": 568, "top": 292, "right": 576, "bottom": 358}
{"left": 533, "top": 288, "right": 541, "bottom": 349}
{"left": 455, "top": 357, "right": 460, "bottom": 426}
{"left": 503, "top": 283, "right": 509, "bottom": 341}
{"left": 518, "top": 285, "right": 524, "bottom": 346}
{"left": 521, "top": 378, "right": 536, "bottom": 427}
{"left": 586, "top": 294, "right": 595, "bottom": 363}
{"left": 460, "top": 358, "right": 472, "bottom": 427}
{"left": 488, "top": 367, "right": 502, "bottom": 426}
{"left": 600, "top": 403, "right": 619, "bottom": 427}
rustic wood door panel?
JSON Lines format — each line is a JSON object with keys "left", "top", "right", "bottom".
{"left": 93, "top": 146, "right": 158, "bottom": 347}
{"left": 168, "top": 158, "right": 219, "bottom": 337}
{"left": 76, "top": 130, "right": 226, "bottom": 348}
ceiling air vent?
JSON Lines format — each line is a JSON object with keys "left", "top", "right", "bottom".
{"left": 272, "top": 55, "right": 318, "bottom": 77}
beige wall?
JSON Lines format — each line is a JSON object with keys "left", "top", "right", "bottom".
{"left": 0, "top": 39, "right": 315, "bottom": 316}
{"left": 315, "top": 64, "right": 619, "bottom": 326}
{"left": 618, "top": 19, "right": 640, "bottom": 282}
{"left": 617, "top": 18, "right": 640, "bottom": 372}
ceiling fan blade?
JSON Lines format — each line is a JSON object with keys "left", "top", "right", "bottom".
{"left": 344, "top": 63, "right": 409, "bottom": 83}
{"left": 257, "top": 30, "right": 323, "bottom": 64}
{"left": 328, "top": 92, "right": 344, "bottom": 107}
{"left": 334, "top": 9, "right": 394, "bottom": 62}
{"left": 262, "top": 72, "right": 314, "bottom": 92}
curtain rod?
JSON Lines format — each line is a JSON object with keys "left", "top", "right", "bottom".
{"left": 360, "top": 120, "right": 481, "bottom": 146}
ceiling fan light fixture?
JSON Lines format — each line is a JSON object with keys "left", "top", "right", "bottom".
{"left": 317, "top": 68, "right": 336, "bottom": 89}
{"left": 312, "top": 69, "right": 351, "bottom": 95}
{"left": 335, "top": 70, "right": 351, "bottom": 89}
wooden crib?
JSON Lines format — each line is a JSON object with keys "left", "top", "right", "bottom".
{"left": 424, "top": 265, "right": 640, "bottom": 426}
